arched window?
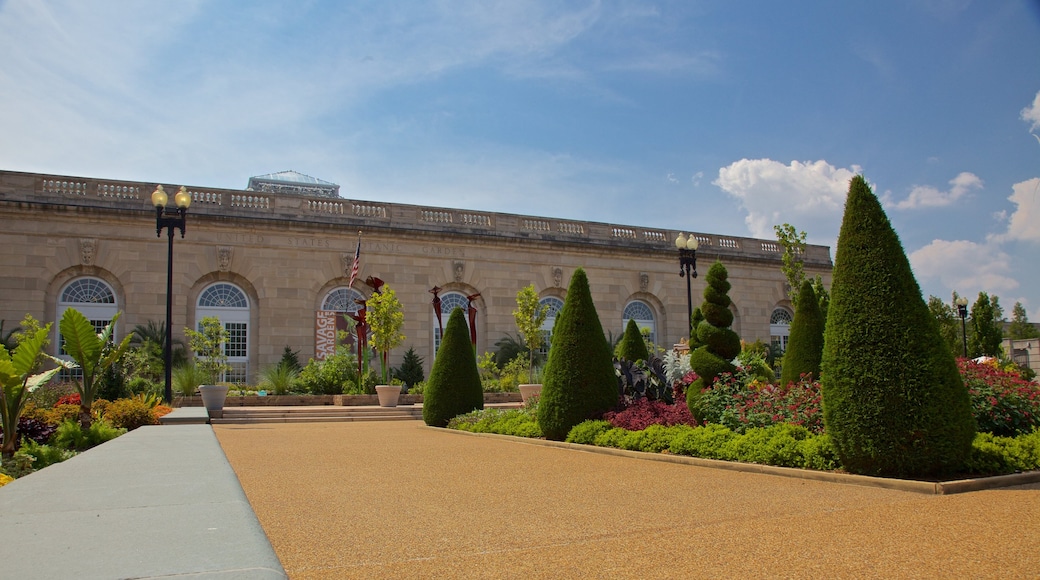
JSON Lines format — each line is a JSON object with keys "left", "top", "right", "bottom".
{"left": 537, "top": 296, "right": 565, "bottom": 357}
{"left": 770, "top": 307, "right": 793, "bottom": 355}
{"left": 622, "top": 300, "right": 656, "bottom": 345}
{"left": 57, "top": 277, "right": 118, "bottom": 371}
{"left": 197, "top": 283, "right": 250, "bottom": 383}
{"left": 321, "top": 287, "right": 365, "bottom": 339}
{"left": 433, "top": 292, "right": 470, "bottom": 354}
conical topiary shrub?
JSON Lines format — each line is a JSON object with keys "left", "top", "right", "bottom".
{"left": 779, "top": 280, "right": 824, "bottom": 386}
{"left": 821, "top": 175, "right": 975, "bottom": 477}
{"left": 615, "top": 318, "right": 650, "bottom": 362}
{"left": 422, "top": 307, "right": 483, "bottom": 427}
{"left": 536, "top": 268, "right": 618, "bottom": 440}
{"left": 686, "top": 261, "right": 741, "bottom": 419}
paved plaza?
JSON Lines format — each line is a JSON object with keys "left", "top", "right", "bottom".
{"left": 214, "top": 421, "right": 1040, "bottom": 579}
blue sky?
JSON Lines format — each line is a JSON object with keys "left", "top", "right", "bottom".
{"left": 2, "top": 1, "right": 1039, "bottom": 319}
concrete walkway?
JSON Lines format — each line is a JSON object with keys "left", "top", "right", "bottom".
{"left": 215, "top": 421, "right": 1040, "bottom": 579}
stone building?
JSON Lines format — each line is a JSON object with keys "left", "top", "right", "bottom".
{"left": 0, "top": 169, "right": 832, "bottom": 382}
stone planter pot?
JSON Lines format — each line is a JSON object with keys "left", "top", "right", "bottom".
{"left": 198, "top": 385, "right": 229, "bottom": 418}
{"left": 375, "top": 385, "right": 402, "bottom": 407}
{"left": 518, "top": 384, "right": 542, "bottom": 403}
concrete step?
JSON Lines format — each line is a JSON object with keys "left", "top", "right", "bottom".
{"left": 211, "top": 405, "right": 425, "bottom": 424}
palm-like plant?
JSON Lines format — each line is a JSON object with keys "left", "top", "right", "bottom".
{"left": 60, "top": 309, "right": 133, "bottom": 428}
{"left": 0, "top": 325, "right": 70, "bottom": 459}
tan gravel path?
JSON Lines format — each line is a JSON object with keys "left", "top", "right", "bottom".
{"left": 214, "top": 421, "right": 1040, "bottom": 579}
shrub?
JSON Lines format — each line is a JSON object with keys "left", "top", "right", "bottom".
{"left": 964, "top": 430, "right": 1040, "bottom": 475}
{"left": 51, "top": 419, "right": 125, "bottom": 451}
{"left": 258, "top": 363, "right": 299, "bottom": 396}
{"left": 780, "top": 280, "right": 825, "bottom": 385}
{"left": 603, "top": 396, "right": 693, "bottom": 431}
{"left": 958, "top": 358, "right": 1040, "bottom": 437}
{"left": 821, "top": 175, "right": 975, "bottom": 477}
{"left": 44, "top": 404, "right": 82, "bottom": 426}
{"left": 447, "top": 405, "right": 542, "bottom": 438}
{"left": 15, "top": 439, "right": 75, "bottom": 470}
{"left": 423, "top": 307, "right": 484, "bottom": 427}
{"left": 616, "top": 318, "right": 650, "bottom": 362}
{"left": 126, "top": 376, "right": 160, "bottom": 397}
{"left": 56, "top": 393, "right": 82, "bottom": 407}
{"left": 537, "top": 268, "right": 618, "bottom": 440}
{"left": 614, "top": 356, "right": 672, "bottom": 405}
{"left": 700, "top": 372, "right": 823, "bottom": 434}
{"left": 104, "top": 398, "right": 159, "bottom": 430}
{"left": 668, "top": 423, "right": 736, "bottom": 460}
{"left": 172, "top": 363, "right": 207, "bottom": 397}
{"left": 565, "top": 420, "right": 613, "bottom": 445}
{"left": 394, "top": 347, "right": 425, "bottom": 391}
{"left": 296, "top": 350, "right": 358, "bottom": 395}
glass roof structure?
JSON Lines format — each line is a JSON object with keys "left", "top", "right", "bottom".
{"left": 246, "top": 170, "right": 340, "bottom": 198}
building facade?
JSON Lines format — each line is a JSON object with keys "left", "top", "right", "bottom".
{"left": 0, "top": 170, "right": 832, "bottom": 382}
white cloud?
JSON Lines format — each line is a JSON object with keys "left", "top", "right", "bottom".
{"left": 991, "top": 177, "right": 1040, "bottom": 243}
{"left": 909, "top": 239, "right": 1019, "bottom": 298}
{"left": 1022, "top": 90, "right": 1040, "bottom": 132}
{"left": 691, "top": 171, "right": 704, "bottom": 187}
{"left": 882, "top": 172, "right": 982, "bottom": 210}
{"left": 713, "top": 158, "right": 857, "bottom": 245}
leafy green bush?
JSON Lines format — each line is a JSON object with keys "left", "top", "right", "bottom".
{"left": 15, "top": 439, "right": 76, "bottom": 470}
{"left": 126, "top": 376, "right": 159, "bottom": 397}
{"left": 447, "top": 405, "right": 542, "bottom": 438}
{"left": 423, "top": 307, "right": 484, "bottom": 427}
{"left": 103, "top": 398, "right": 159, "bottom": 430}
{"left": 565, "top": 420, "right": 613, "bottom": 445}
{"left": 821, "top": 175, "right": 975, "bottom": 478}
{"left": 51, "top": 419, "right": 125, "bottom": 451}
{"left": 258, "top": 363, "right": 299, "bottom": 395}
{"left": 172, "top": 363, "right": 207, "bottom": 397}
{"left": 964, "top": 430, "right": 1040, "bottom": 475}
{"left": 296, "top": 349, "right": 359, "bottom": 395}
{"left": 537, "top": 268, "right": 618, "bottom": 440}
{"left": 959, "top": 358, "right": 1040, "bottom": 436}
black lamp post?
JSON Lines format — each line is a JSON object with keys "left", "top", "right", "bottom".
{"left": 151, "top": 185, "right": 191, "bottom": 404}
{"left": 956, "top": 296, "right": 969, "bottom": 359}
{"left": 675, "top": 233, "right": 699, "bottom": 340}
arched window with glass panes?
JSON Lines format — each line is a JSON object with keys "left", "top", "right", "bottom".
{"left": 56, "top": 277, "right": 118, "bottom": 375}
{"left": 537, "top": 296, "right": 564, "bottom": 358}
{"left": 433, "top": 292, "right": 469, "bottom": 354}
{"left": 770, "top": 307, "right": 793, "bottom": 355}
{"left": 622, "top": 300, "right": 656, "bottom": 345}
{"left": 196, "top": 283, "right": 250, "bottom": 383}
{"left": 321, "top": 287, "right": 365, "bottom": 339}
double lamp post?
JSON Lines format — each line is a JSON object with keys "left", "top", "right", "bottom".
{"left": 151, "top": 185, "right": 192, "bottom": 404}
{"left": 675, "top": 233, "right": 699, "bottom": 340}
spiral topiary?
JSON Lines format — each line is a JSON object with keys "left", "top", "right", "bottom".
{"left": 686, "top": 261, "right": 741, "bottom": 420}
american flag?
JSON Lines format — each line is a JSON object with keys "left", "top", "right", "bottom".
{"left": 348, "top": 232, "right": 361, "bottom": 287}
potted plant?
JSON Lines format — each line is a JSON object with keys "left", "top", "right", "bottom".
{"left": 513, "top": 284, "right": 549, "bottom": 402}
{"left": 184, "top": 316, "right": 231, "bottom": 417}
{"left": 368, "top": 285, "right": 406, "bottom": 407}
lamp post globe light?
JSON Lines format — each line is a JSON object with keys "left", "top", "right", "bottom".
{"left": 956, "top": 295, "right": 969, "bottom": 359}
{"left": 151, "top": 185, "right": 191, "bottom": 404}
{"left": 675, "top": 232, "right": 699, "bottom": 340}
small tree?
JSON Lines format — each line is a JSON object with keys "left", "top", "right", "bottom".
{"left": 423, "top": 308, "right": 483, "bottom": 427}
{"left": 616, "top": 318, "right": 650, "bottom": 362}
{"left": 512, "top": 284, "right": 549, "bottom": 383}
{"left": 928, "top": 294, "right": 962, "bottom": 357}
{"left": 779, "top": 280, "right": 824, "bottom": 385}
{"left": 60, "top": 309, "right": 133, "bottom": 428}
{"left": 368, "top": 285, "right": 406, "bottom": 384}
{"left": 394, "top": 347, "right": 425, "bottom": 390}
{"left": 775, "top": 223, "right": 808, "bottom": 305}
{"left": 279, "top": 345, "right": 303, "bottom": 372}
{"left": 968, "top": 292, "right": 1003, "bottom": 357}
{"left": 184, "top": 316, "right": 230, "bottom": 384}
{"left": 821, "top": 175, "right": 974, "bottom": 477}
{"left": 0, "top": 324, "right": 68, "bottom": 459}
{"left": 536, "top": 268, "right": 618, "bottom": 441}
{"left": 1009, "top": 302, "right": 1040, "bottom": 340}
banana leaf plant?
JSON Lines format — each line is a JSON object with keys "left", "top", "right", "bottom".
{"left": 0, "top": 325, "right": 70, "bottom": 460}
{"left": 59, "top": 309, "right": 132, "bottom": 428}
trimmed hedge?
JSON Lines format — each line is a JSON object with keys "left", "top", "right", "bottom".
{"left": 423, "top": 307, "right": 484, "bottom": 427}
{"left": 780, "top": 280, "right": 825, "bottom": 385}
{"left": 821, "top": 175, "right": 975, "bottom": 477}
{"left": 616, "top": 318, "right": 650, "bottom": 362}
{"left": 536, "top": 268, "right": 618, "bottom": 440}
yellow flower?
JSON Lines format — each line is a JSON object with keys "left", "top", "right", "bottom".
{"left": 0, "top": 473, "right": 14, "bottom": 487}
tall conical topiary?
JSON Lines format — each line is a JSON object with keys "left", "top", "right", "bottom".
{"left": 779, "top": 280, "right": 824, "bottom": 386}
{"left": 686, "top": 261, "right": 741, "bottom": 419}
{"left": 422, "top": 307, "right": 483, "bottom": 427}
{"left": 616, "top": 318, "right": 650, "bottom": 362}
{"left": 537, "top": 268, "right": 618, "bottom": 440}
{"left": 821, "top": 175, "right": 975, "bottom": 477}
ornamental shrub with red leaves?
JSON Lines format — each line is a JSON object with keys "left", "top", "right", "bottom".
{"left": 0, "top": 417, "right": 58, "bottom": 451}
{"left": 55, "top": 393, "right": 81, "bottom": 407}
{"left": 603, "top": 392, "right": 694, "bottom": 431}
{"left": 958, "top": 358, "right": 1040, "bottom": 437}
{"left": 701, "top": 372, "right": 824, "bottom": 434}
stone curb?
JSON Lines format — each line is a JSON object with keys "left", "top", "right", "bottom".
{"left": 423, "top": 426, "right": 1040, "bottom": 495}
